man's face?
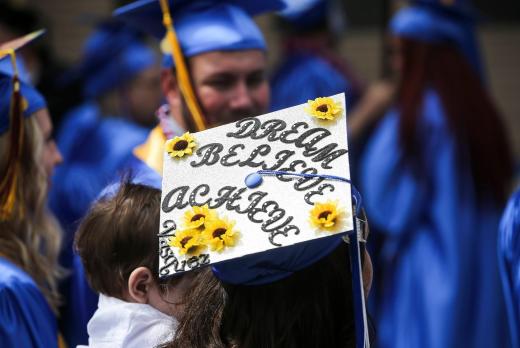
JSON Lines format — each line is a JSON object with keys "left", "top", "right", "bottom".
{"left": 187, "top": 49, "right": 270, "bottom": 127}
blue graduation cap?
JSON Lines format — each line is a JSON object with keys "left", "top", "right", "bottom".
{"left": 0, "top": 30, "right": 47, "bottom": 134}
{"left": 69, "top": 20, "right": 157, "bottom": 99}
{"left": 114, "top": 0, "right": 286, "bottom": 67}
{"left": 390, "top": 0, "right": 483, "bottom": 76}
{"left": 0, "top": 30, "right": 47, "bottom": 220}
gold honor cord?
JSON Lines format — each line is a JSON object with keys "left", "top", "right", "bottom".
{"left": 0, "top": 49, "right": 24, "bottom": 220}
{"left": 159, "top": 0, "right": 207, "bottom": 131}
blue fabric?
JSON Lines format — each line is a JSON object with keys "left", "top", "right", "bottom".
{"left": 390, "top": 4, "right": 483, "bottom": 77}
{"left": 498, "top": 189, "right": 520, "bottom": 348}
{"left": 213, "top": 233, "right": 345, "bottom": 285}
{"left": 360, "top": 90, "right": 509, "bottom": 347}
{"left": 0, "top": 71, "right": 46, "bottom": 134}
{"left": 114, "top": 0, "right": 285, "bottom": 67}
{"left": 49, "top": 102, "right": 149, "bottom": 346}
{"left": 270, "top": 53, "right": 357, "bottom": 112}
{"left": 0, "top": 257, "right": 58, "bottom": 348}
{"left": 72, "top": 21, "right": 157, "bottom": 99}
{"left": 277, "top": 0, "right": 326, "bottom": 30}
{"left": 99, "top": 154, "right": 163, "bottom": 201}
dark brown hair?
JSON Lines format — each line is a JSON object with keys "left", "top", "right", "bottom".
{"left": 74, "top": 182, "right": 161, "bottom": 298}
{"left": 165, "top": 242, "right": 357, "bottom": 348}
{"left": 397, "top": 38, "right": 513, "bottom": 202}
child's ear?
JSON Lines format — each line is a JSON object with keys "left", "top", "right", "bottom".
{"left": 128, "top": 267, "right": 154, "bottom": 304}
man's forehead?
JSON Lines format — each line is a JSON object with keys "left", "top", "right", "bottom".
{"left": 189, "top": 49, "right": 267, "bottom": 75}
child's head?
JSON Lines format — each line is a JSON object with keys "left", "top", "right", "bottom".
{"left": 75, "top": 182, "right": 193, "bottom": 318}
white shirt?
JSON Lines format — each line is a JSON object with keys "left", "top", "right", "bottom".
{"left": 77, "top": 294, "right": 177, "bottom": 348}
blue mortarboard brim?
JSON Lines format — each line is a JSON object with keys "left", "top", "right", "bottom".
{"left": 0, "top": 30, "right": 47, "bottom": 134}
{"left": 390, "top": 3, "right": 484, "bottom": 76}
{"left": 114, "top": 0, "right": 286, "bottom": 67}
{"left": 212, "top": 233, "right": 344, "bottom": 285}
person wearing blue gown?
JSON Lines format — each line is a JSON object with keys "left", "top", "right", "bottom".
{"left": 0, "top": 32, "right": 64, "bottom": 348}
{"left": 47, "top": 20, "right": 162, "bottom": 347}
{"left": 499, "top": 188, "right": 520, "bottom": 347}
{"left": 360, "top": 1, "right": 514, "bottom": 347}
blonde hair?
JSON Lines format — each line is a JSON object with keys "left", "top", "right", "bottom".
{"left": 0, "top": 115, "right": 63, "bottom": 313}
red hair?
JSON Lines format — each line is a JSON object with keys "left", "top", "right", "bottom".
{"left": 398, "top": 38, "right": 513, "bottom": 202}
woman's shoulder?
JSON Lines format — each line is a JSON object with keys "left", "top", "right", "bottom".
{"left": 0, "top": 257, "right": 50, "bottom": 308}
{"left": 0, "top": 257, "right": 36, "bottom": 289}
{"left": 0, "top": 258, "right": 58, "bottom": 347}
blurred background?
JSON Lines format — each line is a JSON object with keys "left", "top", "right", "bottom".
{"left": 1, "top": 0, "right": 518, "bottom": 161}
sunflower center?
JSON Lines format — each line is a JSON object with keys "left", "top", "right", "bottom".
{"left": 316, "top": 104, "right": 329, "bottom": 113}
{"left": 174, "top": 140, "right": 189, "bottom": 151}
{"left": 186, "top": 245, "right": 199, "bottom": 254}
{"left": 212, "top": 228, "right": 227, "bottom": 239}
{"left": 180, "top": 236, "right": 192, "bottom": 248}
{"left": 191, "top": 214, "right": 204, "bottom": 222}
{"left": 318, "top": 210, "right": 332, "bottom": 220}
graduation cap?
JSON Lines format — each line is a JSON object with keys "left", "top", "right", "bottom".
{"left": 390, "top": 0, "right": 483, "bottom": 76}
{"left": 158, "top": 93, "right": 371, "bottom": 347}
{"left": 0, "top": 30, "right": 47, "bottom": 219}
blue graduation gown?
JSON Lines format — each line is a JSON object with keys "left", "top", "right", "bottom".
{"left": 360, "top": 90, "right": 509, "bottom": 348}
{"left": 270, "top": 53, "right": 358, "bottom": 112}
{"left": 0, "top": 257, "right": 58, "bottom": 348}
{"left": 498, "top": 189, "right": 520, "bottom": 347}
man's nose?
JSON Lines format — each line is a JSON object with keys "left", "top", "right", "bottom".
{"left": 229, "top": 81, "right": 254, "bottom": 111}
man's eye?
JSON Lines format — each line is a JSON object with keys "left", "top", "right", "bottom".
{"left": 207, "top": 79, "right": 233, "bottom": 89}
{"left": 247, "top": 74, "right": 265, "bottom": 88}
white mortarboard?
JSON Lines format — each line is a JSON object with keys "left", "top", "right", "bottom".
{"left": 158, "top": 93, "right": 370, "bottom": 347}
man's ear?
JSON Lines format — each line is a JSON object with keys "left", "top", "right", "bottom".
{"left": 161, "top": 68, "right": 182, "bottom": 108}
{"left": 127, "top": 267, "right": 154, "bottom": 304}
{"left": 161, "top": 68, "right": 186, "bottom": 129}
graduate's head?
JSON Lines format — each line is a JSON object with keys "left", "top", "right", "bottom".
{"left": 74, "top": 182, "right": 194, "bottom": 318}
{"left": 72, "top": 20, "right": 162, "bottom": 127}
{"left": 388, "top": 0, "right": 482, "bottom": 77}
{"left": 115, "top": 0, "right": 285, "bottom": 130}
{"left": 0, "top": 32, "right": 62, "bottom": 216}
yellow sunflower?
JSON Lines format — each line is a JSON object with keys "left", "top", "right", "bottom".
{"left": 203, "top": 217, "right": 239, "bottom": 252}
{"left": 182, "top": 204, "right": 216, "bottom": 230}
{"left": 309, "top": 201, "right": 344, "bottom": 232}
{"left": 165, "top": 132, "right": 196, "bottom": 158}
{"left": 168, "top": 229, "right": 206, "bottom": 256}
{"left": 305, "top": 97, "right": 343, "bottom": 121}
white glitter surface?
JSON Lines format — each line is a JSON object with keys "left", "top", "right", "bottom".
{"left": 159, "top": 93, "right": 353, "bottom": 277}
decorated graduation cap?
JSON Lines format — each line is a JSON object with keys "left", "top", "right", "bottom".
{"left": 69, "top": 20, "right": 157, "bottom": 99}
{"left": 158, "top": 93, "right": 370, "bottom": 347}
{"left": 390, "top": 0, "right": 483, "bottom": 76}
{"left": 0, "top": 30, "right": 47, "bottom": 219}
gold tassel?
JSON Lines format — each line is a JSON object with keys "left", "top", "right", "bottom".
{"left": 159, "top": 0, "right": 207, "bottom": 132}
{"left": 0, "top": 50, "right": 25, "bottom": 220}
